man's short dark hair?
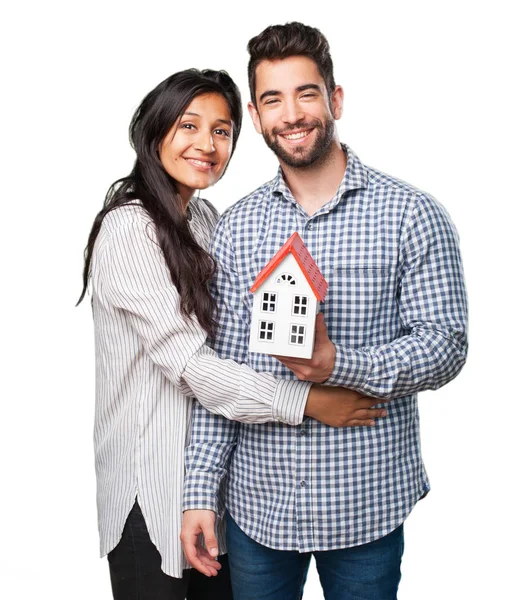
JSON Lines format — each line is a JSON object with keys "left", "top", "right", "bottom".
{"left": 247, "top": 22, "right": 336, "bottom": 106}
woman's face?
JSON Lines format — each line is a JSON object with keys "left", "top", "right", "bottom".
{"left": 159, "top": 92, "right": 233, "bottom": 205}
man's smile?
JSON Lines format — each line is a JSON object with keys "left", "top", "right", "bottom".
{"left": 279, "top": 128, "right": 314, "bottom": 144}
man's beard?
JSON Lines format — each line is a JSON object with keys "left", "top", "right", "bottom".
{"left": 262, "top": 117, "right": 335, "bottom": 168}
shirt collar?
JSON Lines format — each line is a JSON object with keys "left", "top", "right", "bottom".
{"left": 270, "top": 144, "right": 369, "bottom": 207}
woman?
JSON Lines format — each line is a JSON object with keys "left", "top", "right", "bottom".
{"left": 79, "top": 68, "right": 308, "bottom": 600}
{"left": 79, "top": 69, "right": 382, "bottom": 600}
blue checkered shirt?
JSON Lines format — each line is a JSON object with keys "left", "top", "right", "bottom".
{"left": 184, "top": 146, "right": 468, "bottom": 552}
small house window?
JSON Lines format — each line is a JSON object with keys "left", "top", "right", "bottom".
{"left": 276, "top": 273, "right": 296, "bottom": 286}
{"left": 261, "top": 292, "right": 277, "bottom": 313}
{"left": 292, "top": 295, "right": 308, "bottom": 316}
{"left": 289, "top": 324, "right": 306, "bottom": 345}
{"left": 258, "top": 320, "right": 275, "bottom": 342}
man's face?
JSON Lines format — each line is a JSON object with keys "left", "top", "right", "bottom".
{"left": 248, "top": 56, "right": 343, "bottom": 168}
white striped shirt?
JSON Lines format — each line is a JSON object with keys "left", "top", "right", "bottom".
{"left": 91, "top": 198, "right": 310, "bottom": 578}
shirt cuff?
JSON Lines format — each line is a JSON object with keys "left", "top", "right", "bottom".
{"left": 183, "top": 474, "right": 220, "bottom": 513}
{"left": 271, "top": 379, "right": 310, "bottom": 425}
{"left": 326, "top": 344, "right": 372, "bottom": 389}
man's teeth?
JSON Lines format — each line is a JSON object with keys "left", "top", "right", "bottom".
{"left": 282, "top": 131, "right": 310, "bottom": 140}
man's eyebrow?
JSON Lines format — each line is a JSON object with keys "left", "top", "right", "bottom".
{"left": 259, "top": 83, "right": 323, "bottom": 103}
{"left": 296, "top": 84, "right": 322, "bottom": 93}
{"left": 259, "top": 90, "right": 280, "bottom": 103}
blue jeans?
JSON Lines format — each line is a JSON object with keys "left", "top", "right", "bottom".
{"left": 226, "top": 513, "right": 404, "bottom": 600}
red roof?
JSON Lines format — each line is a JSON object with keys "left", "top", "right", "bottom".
{"left": 250, "top": 232, "right": 328, "bottom": 301}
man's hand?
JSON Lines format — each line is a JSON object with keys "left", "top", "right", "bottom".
{"left": 180, "top": 510, "right": 221, "bottom": 577}
{"left": 304, "top": 384, "right": 387, "bottom": 427}
{"left": 274, "top": 313, "right": 336, "bottom": 383}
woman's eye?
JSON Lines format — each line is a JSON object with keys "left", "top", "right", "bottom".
{"left": 214, "top": 128, "right": 230, "bottom": 137}
{"left": 180, "top": 123, "right": 195, "bottom": 130}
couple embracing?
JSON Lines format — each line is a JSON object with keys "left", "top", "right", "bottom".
{"left": 81, "top": 21, "right": 468, "bottom": 600}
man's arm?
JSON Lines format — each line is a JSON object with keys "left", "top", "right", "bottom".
{"left": 277, "top": 194, "right": 468, "bottom": 398}
{"left": 182, "top": 399, "right": 238, "bottom": 574}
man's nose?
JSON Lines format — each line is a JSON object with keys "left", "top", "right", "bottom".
{"left": 282, "top": 100, "right": 305, "bottom": 125}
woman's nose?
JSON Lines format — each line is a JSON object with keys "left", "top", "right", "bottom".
{"left": 194, "top": 130, "right": 215, "bottom": 153}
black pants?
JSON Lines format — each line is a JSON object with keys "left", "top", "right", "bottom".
{"left": 108, "top": 501, "right": 233, "bottom": 599}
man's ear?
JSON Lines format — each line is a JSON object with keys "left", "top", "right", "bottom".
{"left": 331, "top": 85, "right": 344, "bottom": 120}
{"left": 248, "top": 101, "right": 263, "bottom": 134}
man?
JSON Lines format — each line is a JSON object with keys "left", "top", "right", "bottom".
{"left": 181, "top": 22, "right": 468, "bottom": 599}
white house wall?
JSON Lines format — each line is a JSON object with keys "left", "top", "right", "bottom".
{"left": 248, "top": 253, "right": 318, "bottom": 359}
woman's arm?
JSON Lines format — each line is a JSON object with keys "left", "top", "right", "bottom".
{"left": 96, "top": 207, "right": 309, "bottom": 425}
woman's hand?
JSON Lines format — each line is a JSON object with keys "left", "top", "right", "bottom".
{"left": 304, "top": 385, "right": 387, "bottom": 427}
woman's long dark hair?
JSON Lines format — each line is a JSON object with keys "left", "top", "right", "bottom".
{"left": 77, "top": 69, "right": 242, "bottom": 335}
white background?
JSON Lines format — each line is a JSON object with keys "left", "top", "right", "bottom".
{"left": 1, "top": 1, "right": 518, "bottom": 598}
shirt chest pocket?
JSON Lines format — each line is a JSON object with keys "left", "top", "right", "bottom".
{"left": 326, "top": 265, "right": 395, "bottom": 346}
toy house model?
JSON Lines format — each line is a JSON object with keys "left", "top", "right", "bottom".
{"left": 248, "top": 232, "right": 328, "bottom": 359}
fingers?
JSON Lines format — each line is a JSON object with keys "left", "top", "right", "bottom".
{"left": 272, "top": 355, "right": 306, "bottom": 367}
{"left": 314, "top": 312, "right": 329, "bottom": 342}
{"left": 180, "top": 510, "right": 220, "bottom": 577}
{"left": 195, "top": 550, "right": 221, "bottom": 577}
{"left": 329, "top": 407, "right": 388, "bottom": 428}
{"left": 183, "top": 539, "right": 220, "bottom": 577}
{"left": 356, "top": 398, "right": 388, "bottom": 409}
{"left": 195, "top": 560, "right": 220, "bottom": 577}
{"left": 200, "top": 520, "right": 219, "bottom": 559}
{"left": 272, "top": 359, "right": 313, "bottom": 382}
{"left": 181, "top": 530, "right": 210, "bottom": 575}
{"left": 191, "top": 517, "right": 221, "bottom": 576}
{"left": 356, "top": 408, "right": 388, "bottom": 419}
{"left": 345, "top": 419, "right": 377, "bottom": 427}
{"left": 345, "top": 408, "right": 388, "bottom": 427}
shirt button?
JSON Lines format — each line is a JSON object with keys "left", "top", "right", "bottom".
{"left": 300, "top": 480, "right": 306, "bottom": 487}
{"left": 307, "top": 224, "right": 313, "bottom": 230}
{"left": 299, "top": 429, "right": 307, "bottom": 436}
